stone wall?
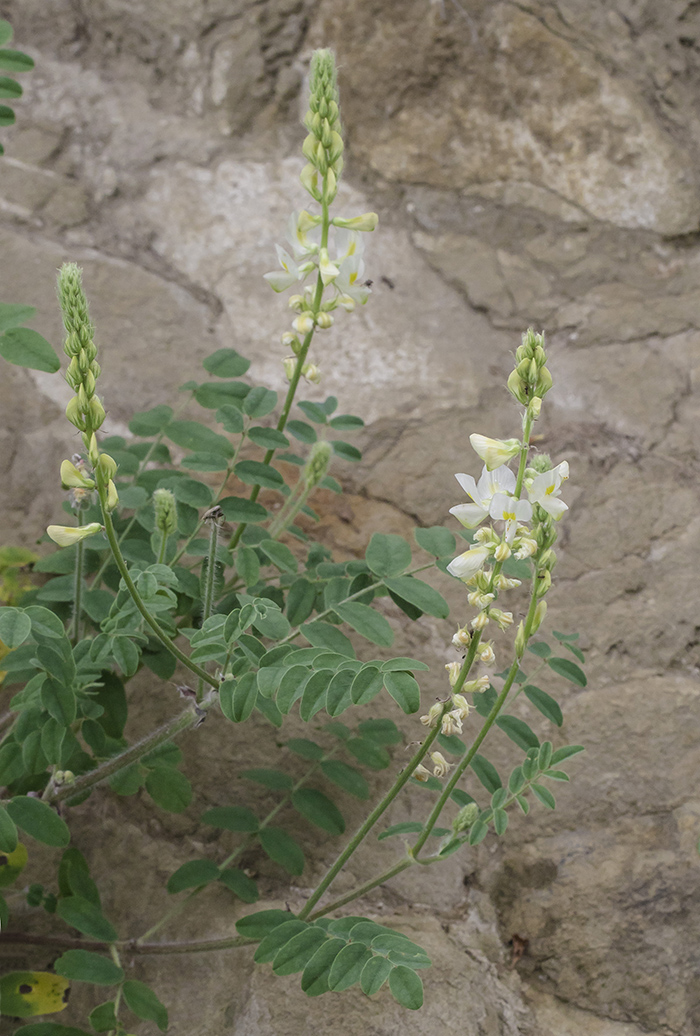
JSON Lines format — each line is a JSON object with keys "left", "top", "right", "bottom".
{"left": 1, "top": 1, "right": 699, "bottom": 1034}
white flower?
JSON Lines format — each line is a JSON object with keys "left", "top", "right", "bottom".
{"left": 470, "top": 434, "right": 521, "bottom": 471}
{"left": 489, "top": 492, "right": 533, "bottom": 543}
{"left": 285, "top": 210, "right": 321, "bottom": 258}
{"left": 47, "top": 523, "right": 102, "bottom": 547}
{"left": 445, "top": 661, "right": 461, "bottom": 686}
{"left": 264, "top": 245, "right": 313, "bottom": 293}
{"left": 447, "top": 545, "right": 491, "bottom": 581}
{"left": 528, "top": 461, "right": 569, "bottom": 520}
{"left": 331, "top": 213, "right": 378, "bottom": 232}
{"left": 420, "top": 702, "right": 443, "bottom": 728}
{"left": 451, "top": 694, "right": 471, "bottom": 720}
{"left": 319, "top": 247, "right": 340, "bottom": 286}
{"left": 431, "top": 752, "right": 452, "bottom": 778}
{"left": 413, "top": 764, "right": 432, "bottom": 782}
{"left": 450, "top": 464, "right": 516, "bottom": 530}
{"left": 60, "top": 459, "right": 94, "bottom": 491}
{"left": 441, "top": 711, "right": 463, "bottom": 737}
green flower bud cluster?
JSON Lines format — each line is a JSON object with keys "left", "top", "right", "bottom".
{"left": 452, "top": 802, "right": 479, "bottom": 833}
{"left": 303, "top": 440, "right": 332, "bottom": 489}
{"left": 57, "top": 263, "right": 105, "bottom": 440}
{"left": 153, "top": 488, "right": 178, "bottom": 536}
{"left": 301, "top": 49, "right": 343, "bottom": 204}
{"left": 507, "top": 328, "right": 553, "bottom": 409}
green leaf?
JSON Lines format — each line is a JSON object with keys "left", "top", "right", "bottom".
{"left": 235, "top": 460, "right": 285, "bottom": 490}
{"left": 552, "top": 630, "right": 579, "bottom": 642}
{"left": 0, "top": 608, "right": 31, "bottom": 648}
{"left": 470, "top": 754, "right": 502, "bottom": 794}
{"left": 258, "top": 827, "right": 305, "bottom": 875}
{"left": 550, "top": 744, "right": 585, "bottom": 765}
{"left": 320, "top": 760, "right": 369, "bottom": 800}
{"left": 202, "top": 348, "right": 250, "bottom": 378}
{"left": 345, "top": 737, "right": 391, "bottom": 770}
{"left": 219, "top": 495, "right": 269, "bottom": 523}
{"left": 254, "top": 919, "right": 308, "bottom": 963}
{"left": 328, "top": 943, "right": 372, "bottom": 991}
{"left": 0, "top": 101, "right": 15, "bottom": 125}
{"left": 258, "top": 539, "right": 297, "bottom": 574}
{"left": 0, "top": 49, "right": 35, "bottom": 72}
{"left": 414, "top": 525, "right": 456, "bottom": 557}
{"left": 388, "top": 965, "right": 424, "bottom": 1009}
{"left": 292, "top": 789, "right": 345, "bottom": 835}
{"left": 383, "top": 670, "right": 420, "bottom": 714}
{"left": 242, "top": 768, "right": 293, "bottom": 790}
{"left": 286, "top": 738, "right": 324, "bottom": 761}
{"left": 547, "top": 656, "right": 587, "bottom": 687}
{"left": 493, "top": 808, "right": 508, "bottom": 835}
{"left": 272, "top": 928, "right": 328, "bottom": 976}
{"left": 53, "top": 950, "right": 123, "bottom": 986}
{"left": 215, "top": 404, "right": 245, "bottom": 434}
{"left": 365, "top": 533, "right": 412, "bottom": 578}
{"left": 301, "top": 621, "right": 355, "bottom": 657}
{"left": 0, "top": 303, "right": 35, "bottom": 332}
{"left": 0, "top": 328, "right": 60, "bottom": 373}
{"left": 357, "top": 718, "right": 402, "bottom": 745}
{"left": 128, "top": 405, "right": 173, "bottom": 436}
{"left": 56, "top": 897, "right": 116, "bottom": 942}
{"left": 167, "top": 859, "right": 220, "bottom": 893}
{"left": 285, "top": 578, "right": 317, "bottom": 625}
{"left": 0, "top": 22, "right": 12, "bottom": 46}
{"left": 299, "top": 669, "right": 333, "bottom": 721}
{"left": 286, "top": 419, "right": 317, "bottom": 443}
{"left": 219, "top": 674, "right": 258, "bottom": 723}
{"left": 538, "top": 741, "right": 553, "bottom": 770}
{"left": 528, "top": 641, "right": 551, "bottom": 658}
{"left": 301, "top": 937, "right": 346, "bottom": 996}
{"left": 194, "top": 381, "right": 249, "bottom": 409}
{"left": 331, "top": 440, "right": 361, "bottom": 462}
{"left": 468, "top": 819, "right": 489, "bottom": 845}
{"left": 218, "top": 867, "right": 259, "bottom": 903}
{"left": 360, "top": 955, "right": 393, "bottom": 995}
{"left": 201, "top": 805, "right": 259, "bottom": 832}
{"left": 349, "top": 665, "right": 383, "bottom": 706}
{"left": 248, "top": 426, "right": 289, "bottom": 449}
{"left": 0, "top": 805, "right": 18, "bottom": 853}
{"left": 166, "top": 477, "right": 213, "bottom": 508}
{"left": 531, "top": 783, "right": 556, "bottom": 810}
{"left": 122, "top": 980, "right": 168, "bottom": 1032}
{"left": 7, "top": 797, "right": 70, "bottom": 847}
{"left": 243, "top": 386, "right": 278, "bottom": 418}
{"left": 335, "top": 602, "right": 394, "bottom": 647}
{"left": 377, "top": 822, "right": 423, "bottom": 841}
{"left": 496, "top": 715, "right": 540, "bottom": 751}
{"left": 144, "top": 767, "right": 192, "bottom": 813}
{"left": 524, "top": 685, "right": 563, "bottom": 727}
{"left": 166, "top": 421, "right": 234, "bottom": 456}
{"left": 384, "top": 576, "right": 449, "bottom": 618}
{"left": 41, "top": 679, "right": 77, "bottom": 727}
{"left": 379, "top": 657, "right": 430, "bottom": 672}
{"left": 12, "top": 1027, "right": 92, "bottom": 1036}
{"left": 88, "top": 1001, "right": 118, "bottom": 1032}
{"left": 235, "top": 909, "right": 293, "bottom": 940}
{"left": 297, "top": 400, "right": 327, "bottom": 423}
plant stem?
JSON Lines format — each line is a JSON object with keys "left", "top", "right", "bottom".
{"left": 156, "top": 528, "right": 169, "bottom": 565}
{"left": 70, "top": 538, "right": 84, "bottom": 644}
{"left": 196, "top": 519, "right": 220, "bottom": 701}
{"left": 307, "top": 859, "right": 413, "bottom": 921}
{"left": 96, "top": 473, "right": 219, "bottom": 688}
{"left": 49, "top": 697, "right": 214, "bottom": 804}
{"left": 297, "top": 726, "right": 442, "bottom": 920}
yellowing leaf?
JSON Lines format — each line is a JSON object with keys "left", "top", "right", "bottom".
{"left": 0, "top": 970, "right": 70, "bottom": 1017}
{"left": 0, "top": 840, "right": 28, "bottom": 887}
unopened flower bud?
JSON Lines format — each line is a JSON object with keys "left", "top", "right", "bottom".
{"left": 303, "top": 440, "right": 332, "bottom": 488}
{"left": 531, "top": 599, "right": 547, "bottom": 633}
{"left": 445, "top": 661, "right": 461, "bottom": 686}
{"left": 478, "top": 642, "right": 496, "bottom": 665}
{"left": 153, "top": 488, "right": 177, "bottom": 536}
{"left": 302, "top": 362, "right": 322, "bottom": 384}
{"left": 60, "top": 460, "right": 95, "bottom": 491}
{"left": 491, "top": 608, "right": 514, "bottom": 631}
{"left": 493, "top": 542, "right": 511, "bottom": 562}
{"left": 452, "top": 627, "right": 471, "bottom": 648}
{"left": 332, "top": 213, "right": 379, "bottom": 232}
{"left": 536, "top": 365, "right": 553, "bottom": 397}
{"left": 507, "top": 369, "right": 528, "bottom": 405}
{"left": 282, "top": 356, "right": 297, "bottom": 381}
{"left": 528, "top": 396, "right": 542, "bottom": 419}
{"left": 495, "top": 574, "right": 521, "bottom": 590}
{"left": 105, "top": 479, "right": 119, "bottom": 512}
{"left": 98, "top": 453, "right": 118, "bottom": 480}
{"left": 535, "top": 569, "right": 552, "bottom": 597}
{"left": 463, "top": 676, "right": 490, "bottom": 694}
{"left": 315, "top": 312, "right": 334, "bottom": 329}
{"left": 293, "top": 313, "right": 315, "bottom": 335}
{"left": 469, "top": 434, "right": 521, "bottom": 471}
{"left": 471, "top": 611, "right": 489, "bottom": 631}
{"left": 514, "top": 620, "right": 526, "bottom": 656}
{"left": 47, "top": 522, "right": 102, "bottom": 547}
{"left": 300, "top": 163, "right": 321, "bottom": 200}
{"left": 65, "top": 396, "right": 86, "bottom": 431}
{"left": 288, "top": 295, "right": 306, "bottom": 312}
{"left": 420, "top": 701, "right": 443, "bottom": 728}
{"left": 453, "top": 802, "right": 479, "bottom": 833}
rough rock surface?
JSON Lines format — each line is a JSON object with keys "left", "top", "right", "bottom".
{"left": 1, "top": 1, "right": 699, "bottom": 1034}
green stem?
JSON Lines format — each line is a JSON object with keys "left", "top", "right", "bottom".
{"left": 297, "top": 727, "right": 442, "bottom": 920}
{"left": 197, "top": 519, "right": 220, "bottom": 701}
{"left": 96, "top": 474, "right": 219, "bottom": 688}
{"left": 70, "top": 539, "right": 84, "bottom": 644}
{"left": 156, "top": 528, "right": 169, "bottom": 566}
{"left": 307, "top": 859, "right": 413, "bottom": 921}
{"left": 50, "top": 698, "right": 214, "bottom": 804}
